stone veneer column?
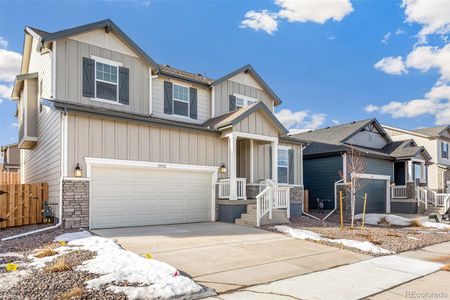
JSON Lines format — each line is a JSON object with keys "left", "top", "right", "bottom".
{"left": 62, "top": 179, "right": 90, "bottom": 228}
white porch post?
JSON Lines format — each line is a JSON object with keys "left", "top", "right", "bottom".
{"left": 229, "top": 133, "right": 237, "bottom": 200}
{"left": 271, "top": 141, "right": 278, "bottom": 183}
{"left": 250, "top": 139, "right": 254, "bottom": 183}
{"left": 407, "top": 161, "right": 413, "bottom": 182}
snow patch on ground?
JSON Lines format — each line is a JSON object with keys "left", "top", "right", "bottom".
{"left": 47, "top": 230, "right": 201, "bottom": 299}
{"left": 274, "top": 226, "right": 393, "bottom": 255}
{"left": 0, "top": 270, "right": 31, "bottom": 292}
{"left": 355, "top": 214, "right": 450, "bottom": 229}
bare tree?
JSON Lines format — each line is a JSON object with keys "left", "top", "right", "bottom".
{"left": 339, "top": 146, "right": 369, "bottom": 227}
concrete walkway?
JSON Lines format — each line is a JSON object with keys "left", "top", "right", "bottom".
{"left": 93, "top": 222, "right": 368, "bottom": 293}
{"left": 209, "top": 242, "right": 450, "bottom": 300}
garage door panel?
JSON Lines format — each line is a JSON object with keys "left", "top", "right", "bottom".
{"left": 90, "top": 164, "right": 212, "bottom": 229}
{"left": 356, "top": 179, "right": 386, "bottom": 214}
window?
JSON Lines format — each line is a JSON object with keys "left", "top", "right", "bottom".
{"left": 235, "top": 94, "right": 257, "bottom": 109}
{"left": 173, "top": 84, "right": 189, "bottom": 117}
{"left": 278, "top": 148, "right": 289, "bottom": 184}
{"left": 95, "top": 61, "right": 118, "bottom": 102}
{"left": 442, "top": 142, "right": 449, "bottom": 159}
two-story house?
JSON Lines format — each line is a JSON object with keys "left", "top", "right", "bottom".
{"left": 383, "top": 125, "right": 450, "bottom": 193}
{"left": 11, "top": 20, "right": 306, "bottom": 229}
{"left": 1, "top": 143, "right": 20, "bottom": 172}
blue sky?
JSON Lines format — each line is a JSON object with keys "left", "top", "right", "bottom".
{"left": 0, "top": 0, "right": 449, "bottom": 147}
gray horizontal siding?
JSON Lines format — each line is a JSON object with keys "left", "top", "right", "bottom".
{"left": 366, "top": 157, "right": 393, "bottom": 178}
{"left": 24, "top": 107, "right": 61, "bottom": 213}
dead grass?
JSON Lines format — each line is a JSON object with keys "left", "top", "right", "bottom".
{"left": 377, "top": 216, "right": 391, "bottom": 227}
{"left": 45, "top": 258, "right": 72, "bottom": 272}
{"left": 441, "top": 264, "right": 450, "bottom": 272}
{"left": 386, "top": 232, "right": 402, "bottom": 238}
{"left": 35, "top": 247, "right": 58, "bottom": 258}
{"left": 59, "top": 287, "right": 83, "bottom": 299}
{"left": 409, "top": 219, "right": 423, "bottom": 227}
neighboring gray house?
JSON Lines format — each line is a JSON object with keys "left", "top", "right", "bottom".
{"left": 1, "top": 143, "right": 20, "bottom": 172}
{"left": 292, "top": 119, "right": 433, "bottom": 215}
{"left": 11, "top": 19, "right": 306, "bottom": 229}
{"left": 383, "top": 125, "right": 450, "bottom": 193}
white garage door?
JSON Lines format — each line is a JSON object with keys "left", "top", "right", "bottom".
{"left": 90, "top": 164, "right": 213, "bottom": 229}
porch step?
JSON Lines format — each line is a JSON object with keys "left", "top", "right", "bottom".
{"left": 424, "top": 206, "right": 447, "bottom": 215}
{"left": 234, "top": 203, "right": 290, "bottom": 227}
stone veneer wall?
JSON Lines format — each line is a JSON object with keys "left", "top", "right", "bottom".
{"left": 62, "top": 179, "right": 89, "bottom": 228}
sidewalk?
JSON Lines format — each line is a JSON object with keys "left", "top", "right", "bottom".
{"left": 208, "top": 242, "right": 450, "bottom": 300}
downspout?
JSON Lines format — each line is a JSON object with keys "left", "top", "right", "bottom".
{"left": 2, "top": 109, "right": 66, "bottom": 241}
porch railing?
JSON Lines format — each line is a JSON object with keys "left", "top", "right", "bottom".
{"left": 217, "top": 178, "right": 247, "bottom": 200}
{"left": 391, "top": 185, "right": 407, "bottom": 199}
{"left": 417, "top": 187, "right": 450, "bottom": 212}
{"left": 256, "top": 183, "right": 290, "bottom": 227}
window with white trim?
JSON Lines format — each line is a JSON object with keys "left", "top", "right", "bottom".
{"left": 277, "top": 148, "right": 289, "bottom": 184}
{"left": 173, "top": 84, "right": 189, "bottom": 117}
{"left": 95, "top": 61, "right": 118, "bottom": 102}
{"left": 442, "top": 142, "right": 449, "bottom": 159}
{"left": 235, "top": 94, "right": 257, "bottom": 109}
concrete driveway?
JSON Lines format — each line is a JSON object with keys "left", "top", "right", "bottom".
{"left": 94, "top": 222, "right": 368, "bottom": 293}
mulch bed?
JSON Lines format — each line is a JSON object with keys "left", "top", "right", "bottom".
{"left": 264, "top": 216, "right": 450, "bottom": 256}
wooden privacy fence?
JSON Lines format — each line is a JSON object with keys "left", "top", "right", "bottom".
{"left": 0, "top": 183, "right": 48, "bottom": 228}
{"left": 0, "top": 172, "right": 20, "bottom": 185}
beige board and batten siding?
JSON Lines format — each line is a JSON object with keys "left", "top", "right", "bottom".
{"left": 23, "top": 106, "right": 61, "bottom": 213}
{"left": 214, "top": 78, "right": 275, "bottom": 117}
{"left": 55, "top": 39, "right": 150, "bottom": 115}
{"left": 152, "top": 76, "right": 211, "bottom": 124}
{"left": 233, "top": 109, "right": 280, "bottom": 138}
{"left": 66, "top": 113, "right": 229, "bottom": 177}
{"left": 29, "top": 36, "right": 52, "bottom": 99}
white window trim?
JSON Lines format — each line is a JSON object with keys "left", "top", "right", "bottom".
{"left": 90, "top": 56, "right": 122, "bottom": 104}
{"left": 441, "top": 141, "right": 449, "bottom": 159}
{"left": 277, "top": 146, "right": 291, "bottom": 184}
{"left": 233, "top": 93, "right": 258, "bottom": 108}
{"left": 172, "top": 83, "right": 190, "bottom": 118}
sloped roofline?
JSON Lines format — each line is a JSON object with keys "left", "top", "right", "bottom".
{"left": 37, "top": 19, "right": 160, "bottom": 71}
{"left": 211, "top": 64, "right": 282, "bottom": 105}
{"left": 343, "top": 118, "right": 393, "bottom": 144}
{"left": 216, "top": 101, "right": 288, "bottom": 135}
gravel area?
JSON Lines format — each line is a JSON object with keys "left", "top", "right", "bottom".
{"left": 0, "top": 224, "right": 82, "bottom": 253}
{"left": 0, "top": 247, "right": 127, "bottom": 300}
{"left": 265, "top": 216, "right": 450, "bottom": 256}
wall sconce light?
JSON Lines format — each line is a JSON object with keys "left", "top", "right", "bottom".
{"left": 74, "top": 163, "right": 82, "bottom": 177}
{"left": 220, "top": 163, "right": 227, "bottom": 174}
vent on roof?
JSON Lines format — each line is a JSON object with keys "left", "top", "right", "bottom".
{"left": 197, "top": 73, "right": 203, "bottom": 77}
{"left": 351, "top": 121, "right": 356, "bottom": 124}
{"left": 164, "top": 64, "right": 170, "bottom": 68}
{"left": 325, "top": 127, "right": 330, "bottom": 129}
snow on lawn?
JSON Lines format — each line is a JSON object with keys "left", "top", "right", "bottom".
{"left": 274, "top": 226, "right": 394, "bottom": 255}
{"left": 29, "top": 231, "right": 203, "bottom": 299}
{"left": 355, "top": 214, "right": 450, "bottom": 229}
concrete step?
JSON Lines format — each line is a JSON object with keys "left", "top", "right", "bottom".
{"left": 235, "top": 218, "right": 257, "bottom": 227}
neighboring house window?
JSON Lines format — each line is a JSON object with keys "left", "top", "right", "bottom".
{"left": 278, "top": 148, "right": 289, "bottom": 184}
{"left": 442, "top": 142, "right": 449, "bottom": 159}
{"left": 235, "top": 94, "right": 257, "bottom": 109}
{"left": 173, "top": 84, "right": 189, "bottom": 117}
{"left": 96, "top": 61, "right": 118, "bottom": 101}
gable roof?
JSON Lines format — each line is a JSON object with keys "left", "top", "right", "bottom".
{"left": 212, "top": 65, "right": 282, "bottom": 106}
{"left": 292, "top": 118, "right": 392, "bottom": 145}
{"left": 158, "top": 64, "right": 213, "bottom": 86}
{"left": 412, "top": 125, "right": 450, "bottom": 138}
{"left": 32, "top": 19, "right": 159, "bottom": 71}
{"left": 203, "top": 101, "right": 288, "bottom": 134}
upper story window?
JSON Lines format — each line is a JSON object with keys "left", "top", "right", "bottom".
{"left": 173, "top": 84, "right": 189, "bottom": 117}
{"left": 82, "top": 56, "right": 129, "bottom": 105}
{"left": 442, "top": 142, "right": 449, "bottom": 159}
{"left": 235, "top": 94, "right": 257, "bottom": 109}
{"left": 95, "top": 61, "right": 119, "bottom": 102}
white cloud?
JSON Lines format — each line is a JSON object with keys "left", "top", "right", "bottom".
{"left": 395, "top": 28, "right": 405, "bottom": 35}
{"left": 240, "top": 0, "right": 353, "bottom": 35}
{"left": 275, "top": 109, "right": 326, "bottom": 130}
{"left": 0, "top": 37, "right": 7, "bottom": 49}
{"left": 402, "top": 0, "right": 450, "bottom": 40}
{"left": 364, "top": 104, "right": 379, "bottom": 113}
{"left": 0, "top": 84, "right": 12, "bottom": 100}
{"left": 0, "top": 48, "right": 22, "bottom": 82}
{"left": 276, "top": 0, "right": 353, "bottom": 24}
{"left": 240, "top": 10, "right": 278, "bottom": 35}
{"left": 374, "top": 56, "right": 407, "bottom": 75}
{"left": 332, "top": 119, "right": 340, "bottom": 125}
{"left": 382, "top": 32, "right": 391, "bottom": 44}
{"left": 11, "top": 122, "right": 18, "bottom": 127}
{"left": 406, "top": 44, "right": 450, "bottom": 82}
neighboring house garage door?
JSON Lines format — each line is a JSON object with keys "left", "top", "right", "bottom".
{"left": 355, "top": 179, "right": 387, "bottom": 214}
{"left": 89, "top": 163, "right": 214, "bottom": 229}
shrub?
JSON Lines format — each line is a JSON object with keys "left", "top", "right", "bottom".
{"left": 45, "top": 258, "right": 72, "bottom": 272}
